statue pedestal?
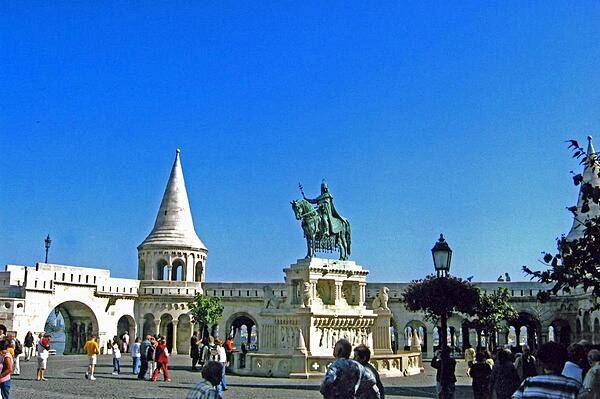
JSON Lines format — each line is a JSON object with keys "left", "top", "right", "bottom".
{"left": 372, "top": 308, "right": 393, "bottom": 356}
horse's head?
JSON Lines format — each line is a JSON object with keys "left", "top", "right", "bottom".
{"left": 291, "top": 199, "right": 303, "bottom": 220}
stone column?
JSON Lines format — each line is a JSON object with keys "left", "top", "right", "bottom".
{"left": 154, "top": 319, "right": 161, "bottom": 337}
{"left": 358, "top": 283, "right": 366, "bottom": 307}
{"left": 334, "top": 281, "right": 344, "bottom": 306}
{"left": 171, "top": 320, "right": 179, "bottom": 354}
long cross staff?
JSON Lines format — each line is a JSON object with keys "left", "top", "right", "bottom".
{"left": 298, "top": 182, "right": 306, "bottom": 198}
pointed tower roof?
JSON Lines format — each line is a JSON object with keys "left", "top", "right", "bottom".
{"left": 566, "top": 136, "right": 600, "bottom": 241}
{"left": 138, "top": 149, "right": 206, "bottom": 250}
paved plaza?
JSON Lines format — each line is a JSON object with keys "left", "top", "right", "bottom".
{"left": 10, "top": 354, "right": 476, "bottom": 399}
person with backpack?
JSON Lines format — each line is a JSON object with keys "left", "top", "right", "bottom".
{"left": 137, "top": 335, "right": 152, "bottom": 380}
{"left": 199, "top": 337, "right": 211, "bottom": 368}
{"left": 9, "top": 337, "right": 21, "bottom": 376}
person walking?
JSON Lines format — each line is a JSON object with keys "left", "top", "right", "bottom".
{"left": 137, "top": 335, "right": 151, "bottom": 380}
{"left": 490, "top": 348, "right": 519, "bottom": 399}
{"left": 469, "top": 352, "right": 492, "bottom": 399}
{"left": 186, "top": 361, "right": 223, "bottom": 399}
{"left": 0, "top": 339, "right": 14, "bottom": 399}
{"left": 83, "top": 334, "right": 99, "bottom": 380}
{"left": 583, "top": 349, "right": 600, "bottom": 399}
{"left": 514, "top": 346, "right": 537, "bottom": 382}
{"left": 121, "top": 331, "right": 130, "bottom": 354}
{"left": 8, "top": 336, "right": 21, "bottom": 376}
{"left": 36, "top": 333, "right": 50, "bottom": 381}
{"left": 215, "top": 339, "right": 228, "bottom": 396}
{"left": 150, "top": 337, "right": 170, "bottom": 382}
{"left": 513, "top": 341, "right": 585, "bottom": 398}
{"left": 111, "top": 337, "right": 121, "bottom": 375}
{"left": 131, "top": 337, "right": 141, "bottom": 375}
{"left": 200, "top": 337, "right": 211, "bottom": 367}
{"left": 148, "top": 336, "right": 158, "bottom": 377}
{"left": 190, "top": 331, "right": 200, "bottom": 371}
{"left": 223, "top": 336, "right": 235, "bottom": 371}
{"left": 23, "top": 332, "right": 34, "bottom": 361}
{"left": 353, "top": 344, "right": 384, "bottom": 399}
{"left": 320, "top": 339, "right": 366, "bottom": 399}
{"left": 431, "top": 348, "right": 457, "bottom": 399}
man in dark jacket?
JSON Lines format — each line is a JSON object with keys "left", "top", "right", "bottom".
{"left": 353, "top": 344, "right": 384, "bottom": 399}
{"left": 137, "top": 335, "right": 151, "bottom": 380}
{"left": 431, "top": 348, "right": 457, "bottom": 399}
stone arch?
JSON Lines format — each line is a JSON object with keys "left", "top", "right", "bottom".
{"left": 226, "top": 312, "right": 258, "bottom": 350}
{"left": 156, "top": 259, "right": 168, "bottom": 281}
{"left": 195, "top": 261, "right": 203, "bottom": 282}
{"left": 159, "top": 313, "right": 174, "bottom": 352}
{"left": 551, "top": 319, "right": 571, "bottom": 347}
{"left": 117, "top": 314, "right": 136, "bottom": 343}
{"left": 142, "top": 313, "right": 156, "bottom": 337}
{"left": 48, "top": 301, "right": 99, "bottom": 355}
{"left": 508, "top": 312, "right": 541, "bottom": 351}
{"left": 171, "top": 259, "right": 185, "bottom": 282}
{"left": 177, "top": 313, "right": 192, "bottom": 354}
{"left": 583, "top": 312, "right": 591, "bottom": 333}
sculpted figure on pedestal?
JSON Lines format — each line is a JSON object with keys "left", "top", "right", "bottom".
{"left": 301, "top": 282, "right": 312, "bottom": 308}
{"left": 372, "top": 286, "right": 390, "bottom": 310}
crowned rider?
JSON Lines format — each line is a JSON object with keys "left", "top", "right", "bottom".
{"left": 303, "top": 180, "right": 348, "bottom": 237}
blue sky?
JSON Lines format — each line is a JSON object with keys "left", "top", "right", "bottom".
{"left": 2, "top": 2, "right": 600, "bottom": 283}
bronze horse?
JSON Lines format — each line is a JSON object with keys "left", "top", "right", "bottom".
{"left": 291, "top": 198, "right": 351, "bottom": 260}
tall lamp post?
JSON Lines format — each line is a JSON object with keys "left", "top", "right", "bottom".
{"left": 44, "top": 234, "right": 52, "bottom": 263}
{"left": 432, "top": 233, "right": 452, "bottom": 349}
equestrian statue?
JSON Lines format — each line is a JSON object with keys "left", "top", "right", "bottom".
{"left": 291, "top": 180, "right": 351, "bottom": 260}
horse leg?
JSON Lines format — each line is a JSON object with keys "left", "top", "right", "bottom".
{"left": 306, "top": 237, "right": 312, "bottom": 259}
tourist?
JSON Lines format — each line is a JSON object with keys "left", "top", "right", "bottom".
{"left": 23, "top": 332, "right": 34, "bottom": 361}
{"left": 505, "top": 273, "right": 511, "bottom": 282}
{"left": 186, "top": 361, "right": 223, "bottom": 399}
{"left": 111, "top": 336, "right": 121, "bottom": 375}
{"left": 469, "top": 352, "right": 492, "bottom": 399}
{"left": 122, "top": 331, "right": 130, "bottom": 353}
{"left": 151, "top": 337, "right": 170, "bottom": 382}
{"left": 147, "top": 336, "right": 158, "bottom": 377}
{"left": 83, "top": 334, "right": 99, "bottom": 380}
{"left": 9, "top": 336, "right": 21, "bottom": 376}
{"left": 513, "top": 341, "right": 584, "bottom": 398}
{"left": 490, "top": 348, "right": 519, "bottom": 399}
{"left": 514, "top": 346, "right": 537, "bottom": 382}
{"left": 562, "top": 342, "right": 587, "bottom": 383}
{"left": 320, "top": 339, "right": 363, "bottom": 399}
{"left": 223, "top": 335, "right": 236, "bottom": 370}
{"left": 353, "top": 344, "right": 384, "bottom": 399}
{"left": 215, "top": 339, "right": 228, "bottom": 396}
{"left": 131, "top": 337, "right": 141, "bottom": 375}
{"left": 200, "top": 337, "right": 211, "bottom": 367}
{"left": 0, "top": 339, "right": 14, "bottom": 399}
{"left": 484, "top": 350, "right": 494, "bottom": 368}
{"left": 36, "top": 333, "right": 50, "bottom": 381}
{"left": 137, "top": 335, "right": 152, "bottom": 380}
{"left": 431, "top": 348, "right": 457, "bottom": 399}
{"left": 583, "top": 349, "right": 600, "bottom": 398}
{"left": 190, "top": 331, "right": 200, "bottom": 371}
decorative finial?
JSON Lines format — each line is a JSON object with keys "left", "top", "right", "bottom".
{"left": 588, "top": 135, "right": 593, "bottom": 143}
{"left": 176, "top": 148, "right": 181, "bottom": 154}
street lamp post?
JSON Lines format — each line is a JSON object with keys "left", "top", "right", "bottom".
{"left": 44, "top": 234, "right": 52, "bottom": 263}
{"left": 432, "top": 233, "right": 452, "bottom": 349}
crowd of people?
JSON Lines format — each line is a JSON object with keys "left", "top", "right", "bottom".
{"left": 432, "top": 340, "right": 600, "bottom": 399}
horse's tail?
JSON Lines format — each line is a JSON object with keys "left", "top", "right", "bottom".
{"left": 345, "top": 220, "right": 351, "bottom": 255}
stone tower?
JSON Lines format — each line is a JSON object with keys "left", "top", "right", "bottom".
{"left": 137, "top": 149, "right": 208, "bottom": 286}
{"left": 566, "top": 136, "right": 600, "bottom": 241}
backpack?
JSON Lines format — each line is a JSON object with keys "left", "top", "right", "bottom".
{"left": 14, "top": 339, "right": 23, "bottom": 356}
{"left": 146, "top": 346, "right": 155, "bottom": 361}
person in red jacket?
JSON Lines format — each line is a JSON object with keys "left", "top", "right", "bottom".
{"left": 150, "top": 337, "right": 171, "bottom": 382}
{"left": 223, "top": 336, "right": 236, "bottom": 370}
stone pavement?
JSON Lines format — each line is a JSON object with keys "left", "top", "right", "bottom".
{"left": 10, "top": 354, "right": 475, "bottom": 398}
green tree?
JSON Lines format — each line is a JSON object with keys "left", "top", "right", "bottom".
{"left": 187, "top": 293, "right": 224, "bottom": 337}
{"left": 468, "top": 287, "right": 518, "bottom": 350}
{"left": 523, "top": 138, "right": 600, "bottom": 309}
{"left": 402, "top": 274, "right": 480, "bottom": 349}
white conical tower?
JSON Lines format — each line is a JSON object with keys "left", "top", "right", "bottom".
{"left": 137, "top": 149, "right": 208, "bottom": 282}
{"left": 566, "top": 136, "right": 600, "bottom": 241}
